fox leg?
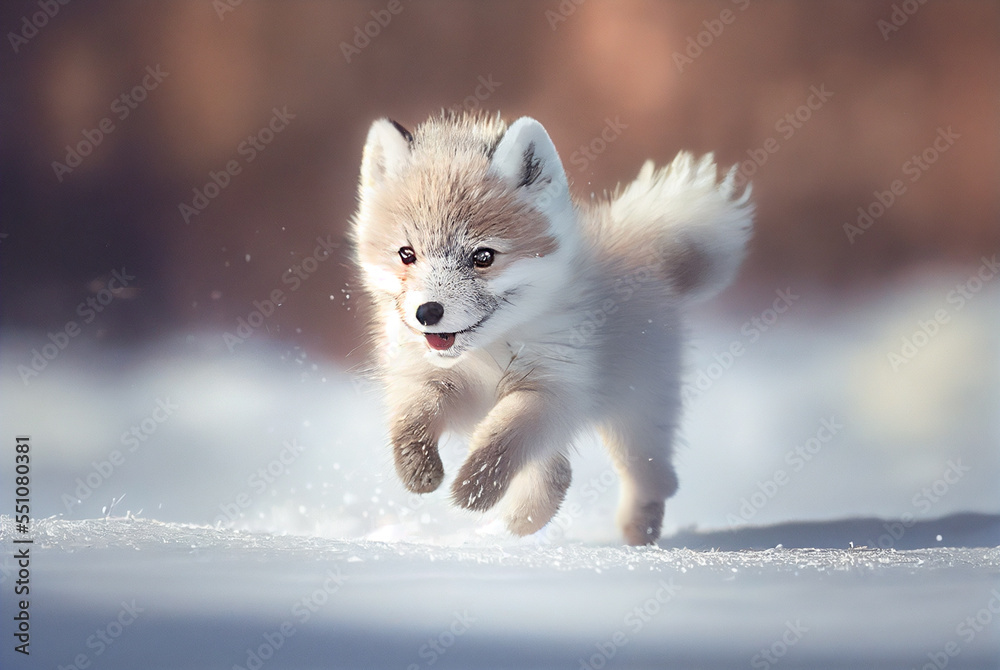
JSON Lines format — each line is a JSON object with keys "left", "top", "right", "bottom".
{"left": 387, "top": 376, "right": 463, "bottom": 494}
{"left": 390, "top": 414, "right": 444, "bottom": 494}
{"left": 599, "top": 420, "right": 679, "bottom": 545}
{"left": 451, "top": 389, "right": 569, "bottom": 517}
{"left": 501, "top": 451, "right": 572, "bottom": 536}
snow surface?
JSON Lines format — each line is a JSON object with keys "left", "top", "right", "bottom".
{"left": 1, "top": 272, "right": 999, "bottom": 668}
{"left": 2, "top": 518, "right": 999, "bottom": 669}
{"left": 1, "top": 518, "right": 999, "bottom": 669}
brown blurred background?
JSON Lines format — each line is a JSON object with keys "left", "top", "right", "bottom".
{"left": 1, "top": 0, "right": 997, "bottom": 359}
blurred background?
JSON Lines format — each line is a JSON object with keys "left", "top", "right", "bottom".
{"left": 1, "top": 0, "right": 997, "bottom": 540}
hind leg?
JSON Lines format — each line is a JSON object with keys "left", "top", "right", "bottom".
{"left": 500, "top": 451, "right": 572, "bottom": 536}
{"left": 599, "top": 420, "right": 679, "bottom": 545}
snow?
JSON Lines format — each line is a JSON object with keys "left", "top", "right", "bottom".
{"left": 3, "top": 518, "right": 999, "bottom": 669}
{"left": 1, "top": 272, "right": 999, "bottom": 668}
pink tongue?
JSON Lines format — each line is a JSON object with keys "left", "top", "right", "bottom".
{"left": 425, "top": 332, "right": 455, "bottom": 351}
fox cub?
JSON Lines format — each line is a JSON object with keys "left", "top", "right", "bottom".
{"left": 353, "top": 112, "right": 752, "bottom": 544}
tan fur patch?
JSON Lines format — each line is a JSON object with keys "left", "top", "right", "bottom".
{"left": 358, "top": 115, "right": 558, "bottom": 282}
{"left": 662, "top": 239, "right": 709, "bottom": 295}
{"left": 393, "top": 168, "right": 557, "bottom": 262}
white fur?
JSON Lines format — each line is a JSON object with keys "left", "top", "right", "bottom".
{"left": 359, "top": 262, "right": 402, "bottom": 294}
{"left": 353, "top": 114, "right": 753, "bottom": 545}
{"left": 356, "top": 119, "right": 412, "bottom": 235}
{"left": 609, "top": 153, "right": 753, "bottom": 303}
{"left": 361, "top": 119, "right": 411, "bottom": 184}
{"left": 489, "top": 117, "right": 580, "bottom": 255}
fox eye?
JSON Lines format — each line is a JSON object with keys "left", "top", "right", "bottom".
{"left": 398, "top": 246, "right": 416, "bottom": 265}
{"left": 472, "top": 248, "right": 495, "bottom": 268}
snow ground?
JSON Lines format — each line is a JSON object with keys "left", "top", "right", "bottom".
{"left": 1, "top": 518, "right": 999, "bottom": 669}
{"left": 1, "top": 271, "right": 998, "bottom": 668}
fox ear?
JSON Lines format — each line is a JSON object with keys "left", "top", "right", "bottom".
{"left": 490, "top": 117, "right": 570, "bottom": 208}
{"left": 360, "top": 118, "right": 413, "bottom": 189}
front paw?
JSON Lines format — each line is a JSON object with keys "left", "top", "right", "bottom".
{"left": 393, "top": 437, "right": 444, "bottom": 494}
{"left": 450, "top": 441, "right": 512, "bottom": 512}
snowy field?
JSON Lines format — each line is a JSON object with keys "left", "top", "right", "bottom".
{"left": 1, "top": 271, "right": 999, "bottom": 668}
{"left": 1, "top": 518, "right": 998, "bottom": 669}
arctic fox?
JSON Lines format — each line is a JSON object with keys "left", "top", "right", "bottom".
{"left": 353, "top": 112, "right": 752, "bottom": 545}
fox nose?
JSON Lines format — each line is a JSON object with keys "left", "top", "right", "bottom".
{"left": 415, "top": 301, "right": 444, "bottom": 326}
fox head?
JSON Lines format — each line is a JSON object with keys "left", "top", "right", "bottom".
{"left": 353, "top": 114, "right": 578, "bottom": 363}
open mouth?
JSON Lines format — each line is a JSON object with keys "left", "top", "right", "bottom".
{"left": 424, "top": 332, "right": 456, "bottom": 351}
{"left": 419, "top": 312, "right": 493, "bottom": 353}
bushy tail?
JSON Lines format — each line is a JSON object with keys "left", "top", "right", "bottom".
{"left": 608, "top": 152, "right": 754, "bottom": 302}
